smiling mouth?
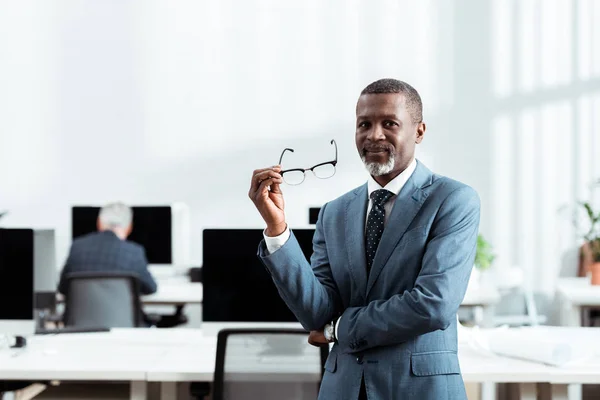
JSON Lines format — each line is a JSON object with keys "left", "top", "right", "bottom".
{"left": 363, "top": 148, "right": 389, "bottom": 155}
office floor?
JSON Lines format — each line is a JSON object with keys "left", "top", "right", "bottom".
{"left": 32, "top": 383, "right": 131, "bottom": 400}
{"left": 12, "top": 382, "right": 600, "bottom": 399}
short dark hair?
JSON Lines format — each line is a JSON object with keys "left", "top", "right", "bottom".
{"left": 361, "top": 78, "right": 423, "bottom": 123}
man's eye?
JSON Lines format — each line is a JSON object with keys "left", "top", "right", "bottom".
{"left": 383, "top": 121, "right": 397, "bottom": 127}
{"left": 358, "top": 121, "right": 369, "bottom": 128}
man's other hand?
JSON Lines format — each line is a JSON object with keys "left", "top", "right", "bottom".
{"left": 308, "top": 330, "right": 329, "bottom": 347}
{"left": 248, "top": 166, "right": 287, "bottom": 236}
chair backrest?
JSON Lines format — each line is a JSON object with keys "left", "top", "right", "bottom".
{"left": 212, "top": 328, "right": 329, "bottom": 400}
{"left": 63, "top": 271, "right": 143, "bottom": 328}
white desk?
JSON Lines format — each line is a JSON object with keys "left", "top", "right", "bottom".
{"left": 462, "top": 326, "right": 600, "bottom": 400}
{"left": 54, "top": 276, "right": 202, "bottom": 307}
{"left": 0, "top": 330, "right": 167, "bottom": 400}
{"left": 2, "top": 327, "right": 600, "bottom": 400}
{"left": 556, "top": 277, "right": 600, "bottom": 327}
{"left": 150, "top": 327, "right": 600, "bottom": 400}
{"left": 0, "top": 329, "right": 212, "bottom": 400}
{"left": 142, "top": 277, "right": 202, "bottom": 306}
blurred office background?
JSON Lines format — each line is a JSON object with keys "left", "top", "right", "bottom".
{"left": 2, "top": 0, "right": 598, "bottom": 296}
{"left": 1, "top": 0, "right": 600, "bottom": 399}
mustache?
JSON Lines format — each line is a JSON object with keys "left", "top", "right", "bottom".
{"left": 362, "top": 143, "right": 393, "bottom": 153}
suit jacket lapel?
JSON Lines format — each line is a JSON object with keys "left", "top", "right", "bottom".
{"left": 345, "top": 184, "right": 368, "bottom": 302}
{"left": 366, "top": 161, "right": 433, "bottom": 296}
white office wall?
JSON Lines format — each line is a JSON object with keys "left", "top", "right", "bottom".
{"left": 0, "top": 0, "right": 598, "bottom": 293}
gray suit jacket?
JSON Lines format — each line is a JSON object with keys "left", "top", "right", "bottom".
{"left": 258, "top": 160, "right": 480, "bottom": 400}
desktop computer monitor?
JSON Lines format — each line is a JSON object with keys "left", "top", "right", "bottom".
{"left": 71, "top": 204, "right": 190, "bottom": 266}
{"left": 0, "top": 229, "right": 36, "bottom": 336}
{"left": 202, "top": 228, "right": 315, "bottom": 332}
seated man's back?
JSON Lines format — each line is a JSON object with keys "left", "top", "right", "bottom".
{"left": 58, "top": 202, "right": 157, "bottom": 295}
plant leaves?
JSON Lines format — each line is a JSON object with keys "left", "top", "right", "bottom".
{"left": 583, "top": 202, "right": 595, "bottom": 221}
{"left": 475, "top": 234, "right": 495, "bottom": 270}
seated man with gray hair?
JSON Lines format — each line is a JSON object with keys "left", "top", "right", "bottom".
{"left": 58, "top": 202, "right": 157, "bottom": 295}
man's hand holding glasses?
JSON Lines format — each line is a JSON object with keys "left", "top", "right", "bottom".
{"left": 249, "top": 139, "right": 338, "bottom": 237}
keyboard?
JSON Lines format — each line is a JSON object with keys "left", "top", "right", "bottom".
{"left": 35, "top": 327, "right": 111, "bottom": 335}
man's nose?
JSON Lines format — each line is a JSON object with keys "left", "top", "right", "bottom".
{"left": 367, "top": 125, "right": 385, "bottom": 141}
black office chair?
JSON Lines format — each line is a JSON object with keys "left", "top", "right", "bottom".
{"left": 62, "top": 271, "right": 149, "bottom": 328}
{"left": 191, "top": 328, "right": 329, "bottom": 400}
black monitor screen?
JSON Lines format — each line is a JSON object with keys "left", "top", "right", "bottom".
{"left": 0, "top": 229, "right": 34, "bottom": 320}
{"left": 72, "top": 206, "right": 172, "bottom": 264}
{"left": 203, "top": 229, "right": 315, "bottom": 322}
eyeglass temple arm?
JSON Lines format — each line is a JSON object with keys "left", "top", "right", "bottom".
{"left": 279, "top": 148, "right": 294, "bottom": 165}
{"left": 330, "top": 139, "right": 337, "bottom": 162}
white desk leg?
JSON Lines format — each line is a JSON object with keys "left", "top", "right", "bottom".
{"left": 567, "top": 384, "right": 581, "bottom": 400}
{"left": 480, "top": 382, "right": 496, "bottom": 400}
{"left": 561, "top": 301, "right": 581, "bottom": 327}
{"left": 555, "top": 297, "right": 583, "bottom": 400}
{"left": 160, "top": 382, "right": 177, "bottom": 400}
{"left": 559, "top": 299, "right": 583, "bottom": 400}
{"left": 559, "top": 301, "right": 583, "bottom": 400}
{"left": 130, "top": 381, "right": 147, "bottom": 400}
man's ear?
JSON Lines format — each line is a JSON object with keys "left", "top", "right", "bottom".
{"left": 125, "top": 224, "right": 133, "bottom": 238}
{"left": 415, "top": 122, "right": 426, "bottom": 144}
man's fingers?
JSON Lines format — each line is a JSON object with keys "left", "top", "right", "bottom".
{"left": 257, "top": 177, "right": 283, "bottom": 195}
{"left": 256, "top": 170, "right": 282, "bottom": 184}
{"left": 252, "top": 170, "right": 282, "bottom": 188}
{"left": 308, "top": 330, "right": 328, "bottom": 348}
{"left": 308, "top": 338, "right": 327, "bottom": 347}
{"left": 248, "top": 165, "right": 283, "bottom": 199}
{"left": 252, "top": 166, "right": 281, "bottom": 178}
{"left": 308, "top": 334, "right": 321, "bottom": 347}
{"left": 269, "top": 179, "right": 282, "bottom": 194}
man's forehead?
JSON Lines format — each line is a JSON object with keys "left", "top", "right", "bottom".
{"left": 356, "top": 93, "right": 406, "bottom": 117}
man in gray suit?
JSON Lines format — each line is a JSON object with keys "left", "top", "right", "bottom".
{"left": 249, "top": 78, "right": 480, "bottom": 399}
{"left": 58, "top": 203, "right": 157, "bottom": 296}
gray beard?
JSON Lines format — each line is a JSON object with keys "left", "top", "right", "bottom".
{"left": 361, "top": 152, "right": 395, "bottom": 176}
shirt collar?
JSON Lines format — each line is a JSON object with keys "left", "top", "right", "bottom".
{"left": 367, "top": 158, "right": 417, "bottom": 199}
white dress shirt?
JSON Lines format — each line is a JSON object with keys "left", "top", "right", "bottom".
{"left": 263, "top": 158, "right": 418, "bottom": 339}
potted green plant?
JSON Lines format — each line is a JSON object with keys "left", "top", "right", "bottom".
{"left": 580, "top": 202, "right": 600, "bottom": 285}
{"left": 469, "top": 234, "right": 495, "bottom": 289}
{"left": 475, "top": 234, "right": 496, "bottom": 271}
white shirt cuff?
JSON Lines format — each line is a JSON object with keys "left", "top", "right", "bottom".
{"left": 334, "top": 316, "right": 341, "bottom": 340}
{"left": 263, "top": 226, "right": 290, "bottom": 254}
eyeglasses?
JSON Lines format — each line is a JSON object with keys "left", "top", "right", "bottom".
{"left": 278, "top": 139, "right": 338, "bottom": 185}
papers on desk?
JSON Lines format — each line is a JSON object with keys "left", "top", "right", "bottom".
{"left": 458, "top": 323, "right": 597, "bottom": 367}
{"left": 483, "top": 329, "right": 571, "bottom": 366}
